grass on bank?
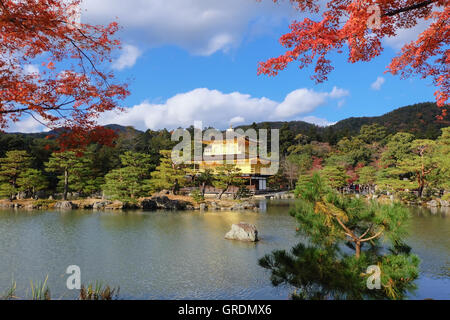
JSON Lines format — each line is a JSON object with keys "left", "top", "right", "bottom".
{"left": 1, "top": 277, "right": 119, "bottom": 300}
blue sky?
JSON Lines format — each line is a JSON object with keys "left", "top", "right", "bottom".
{"left": 8, "top": 0, "right": 436, "bottom": 132}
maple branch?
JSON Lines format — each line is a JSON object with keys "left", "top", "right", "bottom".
{"left": 23, "top": 111, "right": 51, "bottom": 129}
{"left": 382, "top": 0, "right": 437, "bottom": 17}
{"left": 0, "top": 99, "right": 77, "bottom": 114}
{"left": 67, "top": 37, "right": 110, "bottom": 86}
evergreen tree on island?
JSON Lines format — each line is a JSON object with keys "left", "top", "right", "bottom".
{"left": 0, "top": 150, "right": 32, "bottom": 200}
{"left": 149, "top": 150, "right": 188, "bottom": 195}
{"left": 103, "top": 152, "right": 153, "bottom": 201}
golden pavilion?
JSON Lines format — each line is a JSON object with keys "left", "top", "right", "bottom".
{"left": 195, "top": 127, "right": 275, "bottom": 192}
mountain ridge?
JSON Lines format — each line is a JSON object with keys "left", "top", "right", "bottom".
{"left": 4, "top": 102, "right": 449, "bottom": 140}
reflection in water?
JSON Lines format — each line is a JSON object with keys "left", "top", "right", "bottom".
{"left": 0, "top": 201, "right": 448, "bottom": 300}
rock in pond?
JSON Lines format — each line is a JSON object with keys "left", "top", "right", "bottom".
{"left": 54, "top": 201, "right": 77, "bottom": 210}
{"left": 141, "top": 199, "right": 157, "bottom": 211}
{"left": 231, "top": 201, "right": 258, "bottom": 211}
{"left": 439, "top": 199, "right": 449, "bottom": 207}
{"left": 92, "top": 201, "right": 113, "bottom": 210}
{"left": 151, "top": 196, "right": 187, "bottom": 210}
{"left": 225, "top": 222, "right": 259, "bottom": 242}
{"left": 427, "top": 200, "right": 439, "bottom": 207}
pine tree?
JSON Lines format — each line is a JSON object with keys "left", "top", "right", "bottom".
{"left": 337, "top": 136, "right": 372, "bottom": 167}
{"left": 376, "top": 167, "right": 415, "bottom": 195}
{"left": 212, "top": 165, "right": 245, "bottom": 199}
{"left": 103, "top": 151, "right": 153, "bottom": 201}
{"left": 195, "top": 169, "right": 214, "bottom": 196}
{"left": 0, "top": 150, "right": 32, "bottom": 199}
{"left": 148, "top": 150, "right": 187, "bottom": 195}
{"left": 433, "top": 127, "right": 450, "bottom": 190}
{"left": 259, "top": 173, "right": 419, "bottom": 300}
{"left": 68, "top": 154, "right": 103, "bottom": 196}
{"left": 17, "top": 169, "right": 48, "bottom": 198}
{"left": 397, "top": 139, "right": 439, "bottom": 197}
{"left": 320, "top": 165, "right": 349, "bottom": 190}
{"left": 356, "top": 166, "right": 378, "bottom": 194}
{"left": 358, "top": 124, "right": 387, "bottom": 144}
{"left": 356, "top": 166, "right": 377, "bottom": 185}
{"left": 381, "top": 132, "right": 415, "bottom": 167}
{"left": 379, "top": 135, "right": 440, "bottom": 198}
{"left": 45, "top": 151, "right": 93, "bottom": 200}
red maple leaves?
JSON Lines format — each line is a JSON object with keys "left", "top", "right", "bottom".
{"left": 0, "top": 0, "right": 129, "bottom": 148}
{"left": 258, "top": 0, "right": 449, "bottom": 114}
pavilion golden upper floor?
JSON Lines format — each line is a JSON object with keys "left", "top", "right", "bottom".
{"left": 193, "top": 129, "right": 274, "bottom": 176}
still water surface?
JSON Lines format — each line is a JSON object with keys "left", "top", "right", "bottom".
{"left": 0, "top": 200, "right": 448, "bottom": 299}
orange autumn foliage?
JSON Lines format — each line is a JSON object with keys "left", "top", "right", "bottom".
{"left": 258, "top": 0, "right": 449, "bottom": 116}
{"left": 0, "top": 0, "right": 129, "bottom": 149}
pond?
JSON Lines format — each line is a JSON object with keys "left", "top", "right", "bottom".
{"left": 0, "top": 200, "right": 448, "bottom": 299}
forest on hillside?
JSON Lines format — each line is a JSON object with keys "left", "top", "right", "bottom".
{"left": 0, "top": 103, "right": 449, "bottom": 203}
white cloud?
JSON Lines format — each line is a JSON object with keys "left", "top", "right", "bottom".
{"left": 6, "top": 116, "right": 49, "bottom": 133}
{"left": 23, "top": 64, "right": 39, "bottom": 75}
{"left": 301, "top": 116, "right": 336, "bottom": 127}
{"left": 81, "top": 0, "right": 295, "bottom": 56}
{"left": 230, "top": 116, "right": 245, "bottom": 125}
{"left": 98, "top": 87, "right": 347, "bottom": 130}
{"left": 112, "top": 44, "right": 142, "bottom": 70}
{"left": 371, "top": 76, "right": 385, "bottom": 91}
{"left": 328, "top": 86, "right": 350, "bottom": 99}
{"left": 273, "top": 86, "right": 349, "bottom": 119}
{"left": 272, "top": 89, "right": 328, "bottom": 119}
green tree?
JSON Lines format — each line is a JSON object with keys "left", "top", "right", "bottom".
{"left": 358, "top": 124, "right": 387, "bottom": 144}
{"left": 279, "top": 123, "right": 295, "bottom": 156}
{"left": 212, "top": 165, "right": 245, "bottom": 199}
{"left": 320, "top": 165, "right": 349, "bottom": 191}
{"left": 356, "top": 166, "right": 378, "bottom": 193}
{"left": 45, "top": 151, "right": 93, "bottom": 200}
{"left": 282, "top": 154, "right": 313, "bottom": 190}
{"left": 195, "top": 169, "right": 214, "bottom": 196}
{"left": 397, "top": 139, "right": 439, "bottom": 198}
{"left": 103, "top": 151, "right": 153, "bottom": 201}
{"left": 0, "top": 150, "right": 32, "bottom": 199}
{"left": 337, "top": 137, "right": 372, "bottom": 167}
{"left": 433, "top": 127, "right": 450, "bottom": 190}
{"left": 259, "top": 173, "right": 419, "bottom": 300}
{"left": 376, "top": 167, "right": 414, "bottom": 195}
{"left": 268, "top": 167, "right": 289, "bottom": 191}
{"left": 17, "top": 169, "right": 48, "bottom": 198}
{"left": 381, "top": 132, "right": 415, "bottom": 167}
{"left": 148, "top": 150, "right": 187, "bottom": 195}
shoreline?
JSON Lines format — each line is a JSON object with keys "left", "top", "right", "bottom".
{"left": 0, "top": 194, "right": 261, "bottom": 212}
{"left": 1, "top": 191, "right": 448, "bottom": 212}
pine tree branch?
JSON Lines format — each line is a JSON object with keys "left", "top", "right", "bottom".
{"left": 332, "top": 213, "right": 357, "bottom": 240}
{"left": 360, "top": 229, "right": 384, "bottom": 242}
{"left": 359, "top": 224, "right": 373, "bottom": 240}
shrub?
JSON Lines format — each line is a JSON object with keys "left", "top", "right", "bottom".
{"left": 32, "top": 199, "right": 56, "bottom": 209}
{"left": 190, "top": 189, "right": 204, "bottom": 203}
{"left": 235, "top": 186, "right": 252, "bottom": 199}
{"left": 397, "top": 191, "right": 418, "bottom": 203}
{"left": 442, "top": 193, "right": 450, "bottom": 201}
